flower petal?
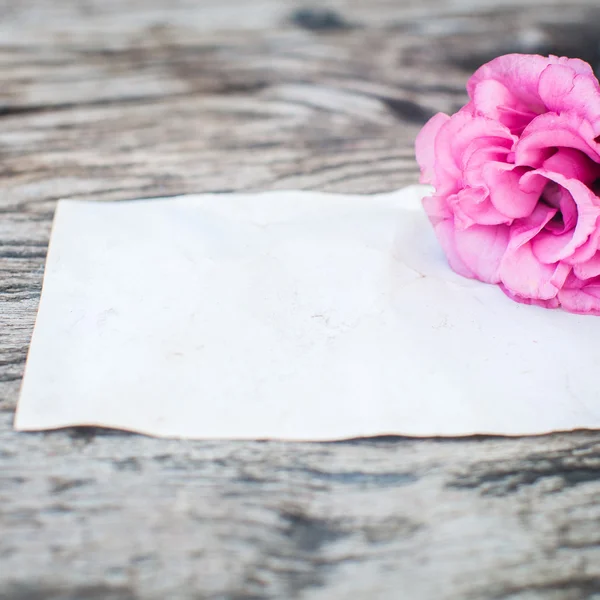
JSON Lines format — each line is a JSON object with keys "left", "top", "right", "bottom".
{"left": 467, "top": 54, "right": 552, "bottom": 112}
{"left": 507, "top": 201, "right": 557, "bottom": 249}
{"left": 471, "top": 78, "right": 538, "bottom": 133}
{"left": 415, "top": 112, "right": 450, "bottom": 185}
{"left": 433, "top": 219, "right": 477, "bottom": 279}
{"left": 481, "top": 163, "right": 541, "bottom": 218}
{"left": 422, "top": 193, "right": 452, "bottom": 226}
{"left": 529, "top": 170, "right": 600, "bottom": 262}
{"left": 499, "top": 241, "right": 570, "bottom": 300}
{"left": 497, "top": 105, "right": 540, "bottom": 135}
{"left": 450, "top": 187, "right": 510, "bottom": 227}
{"left": 431, "top": 113, "right": 515, "bottom": 194}
{"left": 573, "top": 252, "right": 600, "bottom": 280}
{"left": 538, "top": 63, "right": 600, "bottom": 124}
{"left": 499, "top": 284, "right": 561, "bottom": 309}
{"left": 468, "top": 54, "right": 596, "bottom": 116}
{"left": 558, "top": 277, "right": 600, "bottom": 315}
{"left": 463, "top": 144, "right": 512, "bottom": 188}
{"left": 453, "top": 223, "right": 510, "bottom": 283}
{"left": 542, "top": 147, "right": 600, "bottom": 186}
{"left": 564, "top": 218, "right": 600, "bottom": 265}
{"left": 515, "top": 112, "right": 600, "bottom": 168}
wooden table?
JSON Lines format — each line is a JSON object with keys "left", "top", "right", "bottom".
{"left": 3, "top": 1, "right": 600, "bottom": 598}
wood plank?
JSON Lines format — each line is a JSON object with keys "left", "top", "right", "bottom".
{"left": 3, "top": 1, "right": 600, "bottom": 598}
{"left": 3, "top": 0, "right": 598, "bottom": 43}
{"left": 2, "top": 412, "right": 600, "bottom": 598}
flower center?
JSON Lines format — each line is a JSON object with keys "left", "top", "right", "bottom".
{"left": 539, "top": 182, "right": 576, "bottom": 235}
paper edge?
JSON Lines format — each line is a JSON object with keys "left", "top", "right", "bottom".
{"left": 13, "top": 200, "right": 70, "bottom": 432}
{"left": 13, "top": 419, "right": 595, "bottom": 441}
{"left": 52, "top": 184, "right": 434, "bottom": 208}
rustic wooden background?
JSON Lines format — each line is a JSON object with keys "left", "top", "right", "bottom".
{"left": 3, "top": 1, "right": 600, "bottom": 598}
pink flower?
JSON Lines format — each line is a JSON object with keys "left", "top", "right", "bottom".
{"left": 416, "top": 53, "right": 600, "bottom": 315}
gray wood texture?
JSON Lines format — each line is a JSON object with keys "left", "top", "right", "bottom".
{"left": 3, "top": 1, "right": 600, "bottom": 598}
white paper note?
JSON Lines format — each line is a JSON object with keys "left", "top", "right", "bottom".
{"left": 14, "top": 185, "right": 600, "bottom": 439}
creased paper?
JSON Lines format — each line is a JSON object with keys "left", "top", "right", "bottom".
{"left": 15, "top": 185, "right": 600, "bottom": 439}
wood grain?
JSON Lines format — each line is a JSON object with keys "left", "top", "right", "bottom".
{"left": 3, "top": 1, "right": 600, "bottom": 598}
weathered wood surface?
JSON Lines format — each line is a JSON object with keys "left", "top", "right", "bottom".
{"left": 3, "top": 1, "right": 600, "bottom": 598}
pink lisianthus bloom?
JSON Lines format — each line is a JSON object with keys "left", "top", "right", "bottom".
{"left": 416, "top": 53, "right": 600, "bottom": 314}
